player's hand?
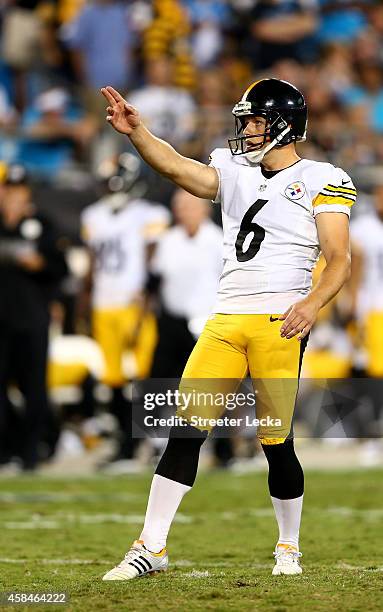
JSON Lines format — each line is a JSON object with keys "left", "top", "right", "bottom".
{"left": 279, "top": 296, "right": 321, "bottom": 340}
{"left": 101, "top": 86, "right": 141, "bottom": 135}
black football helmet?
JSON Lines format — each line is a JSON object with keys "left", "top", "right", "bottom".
{"left": 228, "top": 79, "right": 307, "bottom": 158}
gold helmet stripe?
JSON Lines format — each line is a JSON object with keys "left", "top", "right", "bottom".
{"left": 241, "top": 79, "right": 263, "bottom": 101}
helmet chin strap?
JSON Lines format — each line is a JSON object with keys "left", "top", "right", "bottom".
{"left": 244, "top": 125, "right": 291, "bottom": 164}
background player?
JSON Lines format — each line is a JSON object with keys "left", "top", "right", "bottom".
{"left": 100, "top": 78, "right": 355, "bottom": 578}
{"left": 81, "top": 153, "right": 169, "bottom": 468}
{"left": 349, "top": 184, "right": 383, "bottom": 459}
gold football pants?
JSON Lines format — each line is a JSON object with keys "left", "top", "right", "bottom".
{"left": 176, "top": 313, "right": 307, "bottom": 444}
{"left": 93, "top": 304, "right": 157, "bottom": 387}
{"left": 364, "top": 311, "right": 383, "bottom": 377}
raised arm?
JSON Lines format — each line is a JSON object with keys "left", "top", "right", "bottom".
{"left": 101, "top": 86, "right": 219, "bottom": 200}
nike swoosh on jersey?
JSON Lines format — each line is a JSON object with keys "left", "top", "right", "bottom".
{"left": 342, "top": 179, "right": 351, "bottom": 185}
{"left": 269, "top": 316, "right": 280, "bottom": 322}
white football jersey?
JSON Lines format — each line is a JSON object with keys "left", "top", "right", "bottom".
{"left": 81, "top": 196, "right": 170, "bottom": 308}
{"left": 209, "top": 148, "right": 356, "bottom": 314}
{"left": 350, "top": 211, "right": 383, "bottom": 317}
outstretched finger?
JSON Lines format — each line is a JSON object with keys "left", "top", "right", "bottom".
{"left": 101, "top": 87, "right": 116, "bottom": 105}
{"left": 106, "top": 86, "right": 126, "bottom": 103}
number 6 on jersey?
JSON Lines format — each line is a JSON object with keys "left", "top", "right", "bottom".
{"left": 235, "top": 199, "right": 268, "bottom": 262}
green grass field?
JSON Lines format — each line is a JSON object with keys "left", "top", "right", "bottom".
{"left": 0, "top": 469, "right": 382, "bottom": 611}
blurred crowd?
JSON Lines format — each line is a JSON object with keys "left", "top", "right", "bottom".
{"left": 1, "top": 0, "right": 383, "bottom": 472}
{"left": 1, "top": 1, "right": 383, "bottom": 179}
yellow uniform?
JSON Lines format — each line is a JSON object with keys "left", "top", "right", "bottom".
{"left": 177, "top": 313, "right": 306, "bottom": 443}
{"left": 81, "top": 195, "right": 169, "bottom": 386}
{"left": 176, "top": 149, "right": 356, "bottom": 441}
{"left": 351, "top": 211, "right": 383, "bottom": 376}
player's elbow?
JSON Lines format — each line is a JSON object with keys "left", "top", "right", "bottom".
{"left": 336, "top": 252, "right": 352, "bottom": 284}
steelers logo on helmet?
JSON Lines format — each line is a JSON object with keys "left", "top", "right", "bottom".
{"left": 228, "top": 79, "right": 307, "bottom": 164}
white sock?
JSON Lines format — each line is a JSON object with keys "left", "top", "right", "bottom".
{"left": 139, "top": 474, "right": 191, "bottom": 552}
{"left": 271, "top": 494, "right": 303, "bottom": 550}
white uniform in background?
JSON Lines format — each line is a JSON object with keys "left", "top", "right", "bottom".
{"left": 81, "top": 196, "right": 170, "bottom": 385}
{"left": 351, "top": 211, "right": 383, "bottom": 376}
{"left": 82, "top": 197, "right": 170, "bottom": 309}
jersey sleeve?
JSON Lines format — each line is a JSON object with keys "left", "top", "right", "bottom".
{"left": 208, "top": 148, "right": 238, "bottom": 205}
{"left": 311, "top": 166, "right": 357, "bottom": 218}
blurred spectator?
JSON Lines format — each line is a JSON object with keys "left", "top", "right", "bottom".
{"left": 57, "top": 0, "right": 86, "bottom": 24}
{"left": 128, "top": 56, "right": 197, "bottom": 149}
{"left": 367, "top": 1, "right": 383, "bottom": 63}
{"left": 340, "top": 61, "right": 383, "bottom": 134}
{"left": 217, "top": 49, "right": 252, "bottom": 106}
{"left": 182, "top": 0, "right": 231, "bottom": 68}
{"left": 317, "top": 0, "right": 368, "bottom": 44}
{"left": 0, "top": 84, "right": 17, "bottom": 130}
{"left": 35, "top": 2, "right": 78, "bottom": 92}
{"left": 18, "top": 87, "right": 97, "bottom": 179}
{"left": 1, "top": 0, "right": 43, "bottom": 110}
{"left": 142, "top": 0, "right": 196, "bottom": 90}
{"left": 352, "top": 26, "right": 382, "bottom": 66}
{"left": 0, "top": 166, "right": 67, "bottom": 470}
{"left": 129, "top": 0, "right": 153, "bottom": 34}
{"left": 191, "top": 67, "right": 233, "bottom": 160}
{"left": 272, "top": 58, "right": 306, "bottom": 92}
{"left": 316, "top": 44, "right": 354, "bottom": 98}
{"left": 248, "top": 0, "right": 319, "bottom": 69}
{"left": 63, "top": 0, "right": 136, "bottom": 120}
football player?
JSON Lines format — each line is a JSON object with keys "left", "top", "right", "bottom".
{"left": 100, "top": 79, "right": 356, "bottom": 576}
{"left": 350, "top": 185, "right": 383, "bottom": 378}
{"left": 81, "top": 153, "right": 169, "bottom": 464}
{"left": 349, "top": 185, "right": 383, "bottom": 451}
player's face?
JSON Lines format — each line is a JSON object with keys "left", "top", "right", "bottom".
{"left": 242, "top": 116, "right": 268, "bottom": 150}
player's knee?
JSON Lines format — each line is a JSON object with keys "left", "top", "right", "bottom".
{"left": 155, "top": 424, "right": 207, "bottom": 487}
{"left": 261, "top": 438, "right": 304, "bottom": 499}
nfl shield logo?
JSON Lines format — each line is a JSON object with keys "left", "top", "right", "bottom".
{"left": 284, "top": 181, "right": 306, "bottom": 200}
